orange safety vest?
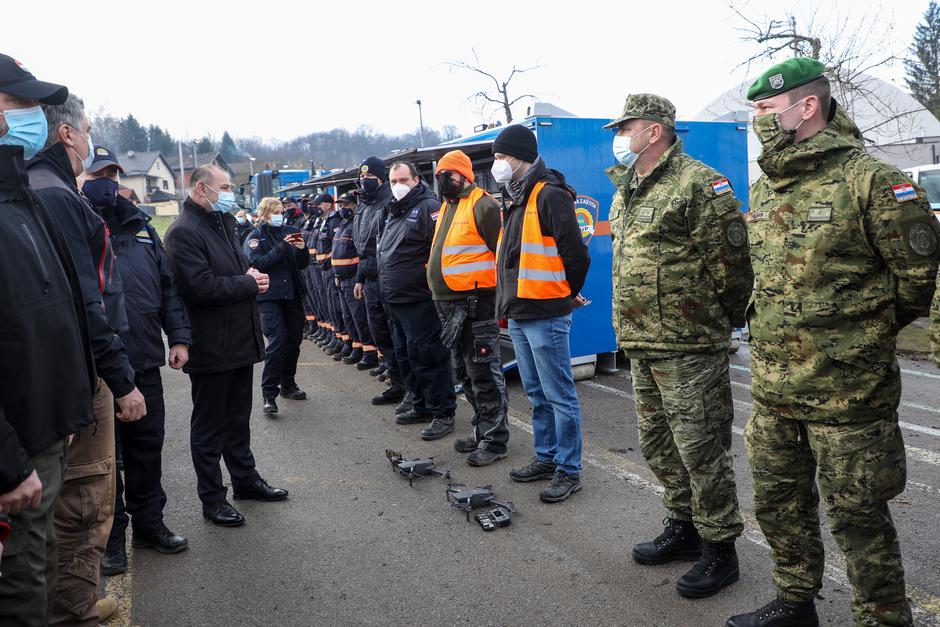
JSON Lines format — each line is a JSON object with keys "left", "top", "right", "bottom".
{"left": 498, "top": 181, "right": 571, "bottom": 300}
{"left": 432, "top": 186, "right": 496, "bottom": 291}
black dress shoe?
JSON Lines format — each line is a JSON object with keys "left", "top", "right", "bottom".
{"left": 101, "top": 538, "right": 127, "bottom": 575}
{"left": 202, "top": 500, "right": 244, "bottom": 527}
{"left": 233, "top": 478, "right": 289, "bottom": 502}
{"left": 132, "top": 524, "right": 189, "bottom": 554}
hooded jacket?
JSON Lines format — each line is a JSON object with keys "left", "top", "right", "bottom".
{"left": 748, "top": 101, "right": 940, "bottom": 423}
{"left": 353, "top": 183, "right": 393, "bottom": 282}
{"left": 495, "top": 158, "right": 591, "bottom": 320}
{"left": 0, "top": 145, "right": 96, "bottom": 493}
{"left": 27, "top": 143, "right": 136, "bottom": 397}
{"left": 164, "top": 198, "right": 265, "bottom": 374}
{"left": 243, "top": 222, "right": 310, "bottom": 301}
{"left": 100, "top": 195, "right": 191, "bottom": 372}
{"left": 378, "top": 181, "right": 439, "bottom": 304}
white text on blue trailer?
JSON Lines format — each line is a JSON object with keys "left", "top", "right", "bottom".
{"left": 439, "top": 112, "right": 750, "bottom": 379}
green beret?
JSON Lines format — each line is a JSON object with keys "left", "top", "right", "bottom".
{"left": 747, "top": 58, "right": 826, "bottom": 101}
{"left": 603, "top": 93, "right": 676, "bottom": 129}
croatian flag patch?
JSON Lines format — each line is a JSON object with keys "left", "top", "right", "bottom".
{"left": 711, "top": 178, "right": 732, "bottom": 196}
{"left": 892, "top": 183, "right": 917, "bottom": 203}
{"left": 431, "top": 210, "right": 441, "bottom": 221}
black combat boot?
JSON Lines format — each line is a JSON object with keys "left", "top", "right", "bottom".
{"left": 262, "top": 396, "right": 278, "bottom": 415}
{"left": 726, "top": 597, "right": 819, "bottom": 627}
{"left": 394, "top": 391, "right": 414, "bottom": 415}
{"left": 420, "top": 415, "right": 455, "bottom": 440}
{"left": 356, "top": 352, "right": 379, "bottom": 370}
{"left": 371, "top": 385, "right": 405, "bottom": 405}
{"left": 327, "top": 338, "right": 344, "bottom": 355}
{"left": 676, "top": 540, "right": 739, "bottom": 598}
{"left": 632, "top": 518, "right": 703, "bottom": 565}
{"left": 100, "top": 536, "right": 127, "bottom": 576}
{"left": 342, "top": 348, "right": 363, "bottom": 364}
{"left": 368, "top": 363, "right": 386, "bottom": 377}
{"left": 395, "top": 408, "right": 433, "bottom": 425}
{"left": 333, "top": 341, "right": 352, "bottom": 361}
{"left": 280, "top": 384, "right": 307, "bottom": 400}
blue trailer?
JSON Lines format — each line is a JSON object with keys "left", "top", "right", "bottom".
{"left": 441, "top": 114, "right": 749, "bottom": 376}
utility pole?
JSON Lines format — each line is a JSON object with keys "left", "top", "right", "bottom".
{"left": 177, "top": 141, "right": 186, "bottom": 197}
{"left": 416, "top": 99, "right": 426, "bottom": 147}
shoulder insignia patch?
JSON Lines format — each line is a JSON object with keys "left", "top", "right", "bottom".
{"left": 892, "top": 183, "right": 917, "bottom": 203}
{"left": 711, "top": 178, "right": 732, "bottom": 196}
{"left": 247, "top": 239, "right": 259, "bottom": 249}
{"left": 908, "top": 222, "right": 938, "bottom": 257}
{"left": 431, "top": 210, "right": 441, "bottom": 221}
{"left": 726, "top": 220, "right": 748, "bottom": 247}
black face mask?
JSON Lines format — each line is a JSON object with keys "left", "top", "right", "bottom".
{"left": 338, "top": 207, "right": 354, "bottom": 220}
{"left": 436, "top": 172, "right": 463, "bottom": 199}
{"left": 360, "top": 178, "right": 380, "bottom": 196}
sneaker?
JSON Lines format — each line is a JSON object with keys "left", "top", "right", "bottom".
{"left": 453, "top": 435, "right": 479, "bottom": 453}
{"left": 725, "top": 597, "right": 819, "bottom": 627}
{"left": 466, "top": 448, "right": 508, "bottom": 466}
{"left": 632, "top": 518, "right": 703, "bottom": 565}
{"left": 280, "top": 385, "right": 307, "bottom": 400}
{"left": 539, "top": 470, "right": 582, "bottom": 503}
{"left": 420, "top": 416, "right": 455, "bottom": 440}
{"left": 262, "top": 396, "right": 278, "bottom": 415}
{"left": 509, "top": 458, "right": 557, "bottom": 482}
{"left": 395, "top": 408, "right": 433, "bottom": 425}
{"left": 676, "top": 540, "right": 739, "bottom": 598}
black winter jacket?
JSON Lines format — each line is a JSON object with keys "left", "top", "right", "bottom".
{"left": 353, "top": 184, "right": 392, "bottom": 282}
{"left": 331, "top": 217, "right": 359, "bottom": 280}
{"left": 165, "top": 198, "right": 264, "bottom": 374}
{"left": 316, "top": 211, "right": 344, "bottom": 271}
{"left": 496, "top": 159, "right": 591, "bottom": 320}
{"left": 378, "top": 181, "right": 439, "bottom": 304}
{"left": 234, "top": 220, "right": 253, "bottom": 244}
{"left": 100, "top": 196, "right": 191, "bottom": 372}
{"left": 0, "top": 146, "right": 96, "bottom": 493}
{"left": 27, "top": 143, "right": 136, "bottom": 397}
{"left": 243, "top": 223, "right": 310, "bottom": 301}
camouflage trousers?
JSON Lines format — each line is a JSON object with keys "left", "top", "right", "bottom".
{"left": 745, "top": 403, "right": 912, "bottom": 626}
{"left": 631, "top": 350, "right": 743, "bottom": 543}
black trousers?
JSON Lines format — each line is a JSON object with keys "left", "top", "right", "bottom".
{"left": 436, "top": 298, "right": 510, "bottom": 453}
{"left": 323, "top": 269, "right": 345, "bottom": 336}
{"left": 307, "top": 267, "right": 325, "bottom": 323}
{"left": 364, "top": 278, "right": 401, "bottom": 385}
{"left": 388, "top": 300, "right": 457, "bottom": 418}
{"left": 259, "top": 298, "right": 305, "bottom": 397}
{"left": 111, "top": 367, "right": 167, "bottom": 539}
{"left": 339, "top": 277, "right": 374, "bottom": 350}
{"left": 189, "top": 365, "right": 261, "bottom": 504}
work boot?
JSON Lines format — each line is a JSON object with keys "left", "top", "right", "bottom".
{"left": 316, "top": 333, "right": 331, "bottom": 347}
{"left": 368, "top": 363, "right": 386, "bottom": 377}
{"left": 394, "top": 392, "right": 414, "bottom": 415}
{"left": 372, "top": 385, "right": 405, "bottom": 405}
{"left": 377, "top": 372, "right": 389, "bottom": 382}
{"left": 357, "top": 352, "right": 379, "bottom": 370}
{"left": 395, "top": 408, "right": 433, "bottom": 425}
{"left": 420, "top": 415, "right": 455, "bottom": 440}
{"left": 677, "top": 540, "right": 739, "bottom": 598}
{"left": 262, "top": 396, "right": 278, "bottom": 415}
{"left": 454, "top": 435, "right": 479, "bottom": 453}
{"left": 510, "top": 458, "right": 557, "bottom": 482}
{"left": 539, "top": 470, "right": 582, "bottom": 503}
{"left": 100, "top": 536, "right": 127, "bottom": 576}
{"left": 726, "top": 597, "right": 819, "bottom": 627}
{"left": 333, "top": 342, "right": 352, "bottom": 361}
{"left": 466, "top": 448, "right": 508, "bottom": 467}
{"left": 632, "top": 518, "right": 703, "bottom": 565}
{"left": 325, "top": 338, "right": 342, "bottom": 354}
{"left": 280, "top": 385, "right": 307, "bottom": 400}
{"left": 95, "top": 598, "right": 118, "bottom": 623}
{"left": 343, "top": 348, "right": 363, "bottom": 364}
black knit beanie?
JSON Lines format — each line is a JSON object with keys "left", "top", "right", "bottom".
{"left": 492, "top": 125, "right": 538, "bottom": 162}
{"left": 359, "top": 156, "right": 387, "bottom": 181}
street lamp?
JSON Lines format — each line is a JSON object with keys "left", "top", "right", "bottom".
{"left": 416, "top": 99, "right": 426, "bottom": 148}
{"left": 248, "top": 156, "right": 256, "bottom": 210}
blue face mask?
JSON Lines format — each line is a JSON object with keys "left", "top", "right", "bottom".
{"left": 269, "top": 213, "right": 284, "bottom": 227}
{"left": 0, "top": 106, "right": 48, "bottom": 160}
{"left": 236, "top": 216, "right": 247, "bottom": 225}
{"left": 612, "top": 125, "right": 654, "bottom": 168}
{"left": 338, "top": 207, "right": 354, "bottom": 221}
{"left": 205, "top": 184, "right": 237, "bottom": 213}
{"left": 82, "top": 177, "right": 119, "bottom": 207}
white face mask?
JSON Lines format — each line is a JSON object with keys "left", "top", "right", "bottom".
{"left": 491, "top": 158, "right": 518, "bottom": 184}
{"left": 68, "top": 125, "right": 95, "bottom": 171}
{"left": 391, "top": 182, "right": 412, "bottom": 201}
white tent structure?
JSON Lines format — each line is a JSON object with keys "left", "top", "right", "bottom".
{"left": 696, "top": 74, "right": 940, "bottom": 183}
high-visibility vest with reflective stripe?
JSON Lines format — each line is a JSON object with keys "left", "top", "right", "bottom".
{"left": 500, "top": 181, "right": 571, "bottom": 300}
{"left": 432, "top": 186, "right": 496, "bottom": 291}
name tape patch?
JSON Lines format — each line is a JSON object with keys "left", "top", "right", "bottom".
{"left": 807, "top": 207, "right": 832, "bottom": 222}
{"left": 636, "top": 206, "right": 656, "bottom": 223}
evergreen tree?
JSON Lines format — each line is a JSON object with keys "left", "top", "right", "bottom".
{"left": 119, "top": 114, "right": 149, "bottom": 152}
{"left": 905, "top": 1, "right": 940, "bottom": 118}
{"left": 196, "top": 136, "right": 214, "bottom": 153}
{"left": 219, "top": 131, "right": 240, "bottom": 162}
{"left": 147, "top": 125, "right": 177, "bottom": 154}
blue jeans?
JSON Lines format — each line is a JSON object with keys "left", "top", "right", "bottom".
{"left": 508, "top": 315, "right": 583, "bottom": 475}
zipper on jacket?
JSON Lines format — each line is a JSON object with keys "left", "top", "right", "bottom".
{"left": 21, "top": 223, "right": 51, "bottom": 293}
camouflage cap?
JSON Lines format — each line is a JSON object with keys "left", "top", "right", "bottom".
{"left": 747, "top": 58, "right": 826, "bottom": 101}
{"left": 603, "top": 93, "right": 676, "bottom": 130}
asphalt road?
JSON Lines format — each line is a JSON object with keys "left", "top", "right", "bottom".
{"left": 106, "top": 340, "right": 940, "bottom": 627}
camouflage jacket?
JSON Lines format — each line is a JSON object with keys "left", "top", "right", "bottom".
{"left": 607, "top": 139, "right": 752, "bottom": 355}
{"left": 748, "top": 103, "right": 940, "bottom": 423}
{"left": 931, "top": 274, "right": 940, "bottom": 367}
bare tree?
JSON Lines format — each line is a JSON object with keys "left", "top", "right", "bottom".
{"left": 729, "top": 3, "right": 925, "bottom": 143}
{"left": 446, "top": 49, "right": 539, "bottom": 124}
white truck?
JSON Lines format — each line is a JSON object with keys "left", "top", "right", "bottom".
{"left": 903, "top": 163, "right": 940, "bottom": 221}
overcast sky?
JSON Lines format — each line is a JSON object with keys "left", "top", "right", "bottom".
{"left": 5, "top": 0, "right": 931, "bottom": 142}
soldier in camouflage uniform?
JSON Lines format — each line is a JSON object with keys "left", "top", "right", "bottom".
{"left": 727, "top": 58, "right": 940, "bottom": 627}
{"left": 605, "top": 94, "right": 753, "bottom": 599}
{"left": 932, "top": 275, "right": 940, "bottom": 367}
